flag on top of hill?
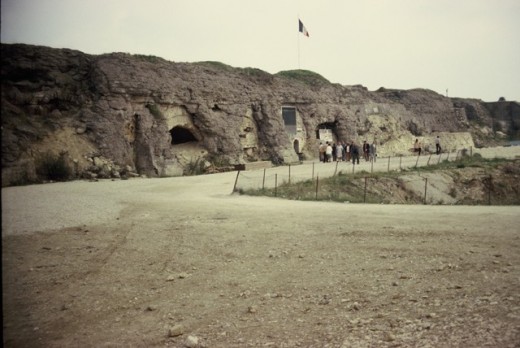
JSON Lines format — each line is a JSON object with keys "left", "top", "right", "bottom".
{"left": 299, "top": 19, "right": 309, "bottom": 37}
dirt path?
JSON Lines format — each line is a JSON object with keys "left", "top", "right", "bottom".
{"left": 2, "top": 150, "right": 520, "bottom": 347}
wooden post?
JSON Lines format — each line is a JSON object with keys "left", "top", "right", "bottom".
{"left": 334, "top": 161, "right": 339, "bottom": 176}
{"left": 399, "top": 155, "right": 402, "bottom": 170}
{"left": 274, "top": 174, "right": 278, "bottom": 197}
{"left": 424, "top": 178, "right": 428, "bottom": 204}
{"left": 312, "top": 162, "right": 315, "bottom": 180}
{"left": 364, "top": 176, "right": 368, "bottom": 203}
{"left": 488, "top": 175, "right": 492, "bottom": 205}
{"left": 315, "top": 175, "right": 319, "bottom": 200}
{"left": 387, "top": 156, "right": 391, "bottom": 172}
{"left": 232, "top": 170, "right": 241, "bottom": 193}
{"left": 415, "top": 153, "right": 420, "bottom": 168}
{"left": 288, "top": 164, "right": 291, "bottom": 185}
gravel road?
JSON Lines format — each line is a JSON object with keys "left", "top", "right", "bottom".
{"left": 2, "top": 147, "right": 519, "bottom": 347}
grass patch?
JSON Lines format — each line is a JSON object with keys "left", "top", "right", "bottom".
{"left": 411, "top": 154, "right": 506, "bottom": 173}
{"left": 133, "top": 54, "right": 166, "bottom": 64}
{"left": 195, "top": 61, "right": 235, "bottom": 72}
{"left": 275, "top": 69, "right": 330, "bottom": 86}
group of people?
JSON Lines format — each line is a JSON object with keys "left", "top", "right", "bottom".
{"left": 413, "top": 136, "right": 442, "bottom": 155}
{"left": 318, "top": 140, "right": 377, "bottom": 164}
{"left": 318, "top": 136, "right": 442, "bottom": 163}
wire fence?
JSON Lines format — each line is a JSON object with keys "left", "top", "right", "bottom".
{"left": 233, "top": 147, "right": 520, "bottom": 205}
{"left": 235, "top": 150, "right": 459, "bottom": 190}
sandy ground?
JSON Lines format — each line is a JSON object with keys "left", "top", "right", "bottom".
{"left": 2, "top": 149, "right": 520, "bottom": 347}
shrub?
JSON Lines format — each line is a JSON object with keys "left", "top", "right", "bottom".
{"left": 36, "top": 151, "right": 72, "bottom": 181}
{"left": 184, "top": 158, "right": 206, "bottom": 176}
{"left": 145, "top": 104, "right": 163, "bottom": 120}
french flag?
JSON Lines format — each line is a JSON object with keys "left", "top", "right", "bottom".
{"left": 299, "top": 19, "right": 310, "bottom": 37}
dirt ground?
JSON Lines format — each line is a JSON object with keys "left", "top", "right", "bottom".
{"left": 2, "top": 154, "right": 520, "bottom": 347}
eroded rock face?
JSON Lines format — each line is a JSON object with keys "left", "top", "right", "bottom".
{"left": 1, "top": 44, "right": 517, "bottom": 186}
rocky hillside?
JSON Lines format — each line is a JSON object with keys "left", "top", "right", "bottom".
{"left": 1, "top": 44, "right": 518, "bottom": 186}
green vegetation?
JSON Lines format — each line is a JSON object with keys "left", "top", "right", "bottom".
{"left": 239, "top": 155, "right": 519, "bottom": 205}
{"left": 413, "top": 153, "right": 504, "bottom": 171}
{"left": 240, "top": 67, "right": 272, "bottom": 81}
{"left": 145, "top": 103, "right": 164, "bottom": 120}
{"left": 195, "top": 61, "right": 235, "bottom": 72}
{"left": 275, "top": 69, "right": 330, "bottom": 86}
{"left": 36, "top": 151, "right": 72, "bottom": 182}
{"left": 207, "top": 154, "right": 231, "bottom": 168}
{"left": 184, "top": 158, "right": 206, "bottom": 176}
{"left": 240, "top": 169, "right": 402, "bottom": 203}
{"left": 133, "top": 54, "right": 166, "bottom": 64}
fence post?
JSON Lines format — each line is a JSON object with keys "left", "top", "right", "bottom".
{"left": 424, "top": 178, "right": 428, "bottom": 204}
{"left": 262, "top": 168, "right": 266, "bottom": 190}
{"left": 288, "top": 164, "right": 291, "bottom": 185}
{"left": 488, "top": 175, "right": 492, "bottom": 205}
{"left": 364, "top": 176, "right": 368, "bottom": 203}
{"left": 334, "top": 161, "right": 339, "bottom": 176}
{"left": 387, "top": 156, "right": 391, "bottom": 172}
{"left": 415, "top": 153, "right": 420, "bottom": 168}
{"left": 399, "top": 155, "right": 402, "bottom": 170}
{"left": 315, "top": 175, "right": 319, "bottom": 200}
{"left": 312, "top": 162, "right": 315, "bottom": 180}
{"left": 274, "top": 174, "right": 278, "bottom": 197}
{"left": 232, "top": 170, "right": 241, "bottom": 193}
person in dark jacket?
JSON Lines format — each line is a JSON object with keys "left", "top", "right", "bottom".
{"left": 351, "top": 142, "right": 360, "bottom": 164}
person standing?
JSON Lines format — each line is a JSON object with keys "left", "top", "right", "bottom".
{"left": 362, "top": 140, "right": 370, "bottom": 161}
{"left": 435, "top": 136, "right": 441, "bottom": 155}
{"left": 345, "top": 142, "right": 351, "bottom": 162}
{"left": 351, "top": 142, "right": 360, "bottom": 164}
{"left": 369, "top": 142, "right": 377, "bottom": 162}
{"left": 336, "top": 142, "right": 344, "bottom": 161}
{"left": 325, "top": 142, "right": 333, "bottom": 163}
{"left": 319, "top": 142, "right": 326, "bottom": 162}
{"left": 414, "top": 139, "right": 422, "bottom": 156}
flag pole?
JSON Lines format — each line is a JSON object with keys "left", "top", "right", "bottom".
{"left": 297, "top": 16, "right": 301, "bottom": 69}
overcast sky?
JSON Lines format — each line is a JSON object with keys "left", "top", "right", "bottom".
{"left": 1, "top": 0, "right": 519, "bottom": 102}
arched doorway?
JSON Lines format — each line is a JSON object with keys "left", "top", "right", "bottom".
{"left": 316, "top": 122, "right": 337, "bottom": 143}
{"left": 170, "top": 126, "right": 197, "bottom": 145}
{"left": 293, "top": 139, "right": 300, "bottom": 154}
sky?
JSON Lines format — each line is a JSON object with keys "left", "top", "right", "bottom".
{"left": 1, "top": 0, "right": 519, "bottom": 102}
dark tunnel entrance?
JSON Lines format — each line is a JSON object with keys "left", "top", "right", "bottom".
{"left": 170, "top": 126, "right": 197, "bottom": 145}
{"left": 316, "top": 122, "right": 338, "bottom": 142}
